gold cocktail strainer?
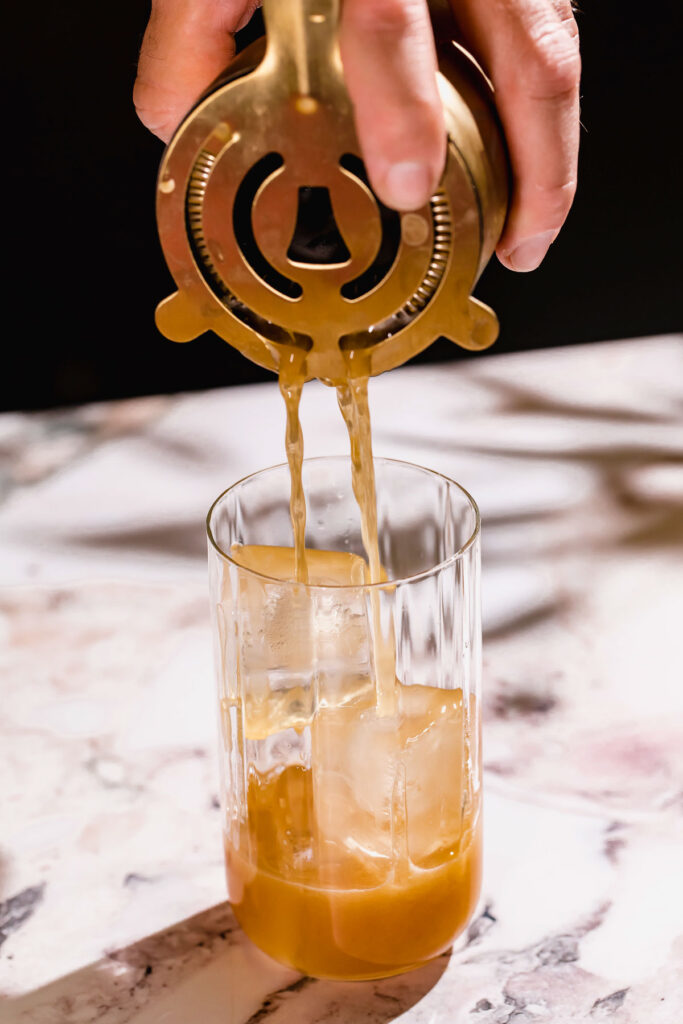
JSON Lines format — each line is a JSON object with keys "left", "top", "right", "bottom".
{"left": 155, "top": 0, "right": 509, "bottom": 385}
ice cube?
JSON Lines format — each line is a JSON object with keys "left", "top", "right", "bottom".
{"left": 231, "top": 545, "right": 369, "bottom": 585}
{"left": 310, "top": 685, "right": 466, "bottom": 874}
{"left": 398, "top": 684, "right": 465, "bottom": 866}
{"left": 223, "top": 546, "right": 374, "bottom": 738}
{"left": 311, "top": 702, "right": 399, "bottom": 876}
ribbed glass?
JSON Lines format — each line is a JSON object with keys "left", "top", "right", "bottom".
{"left": 207, "top": 457, "right": 482, "bottom": 980}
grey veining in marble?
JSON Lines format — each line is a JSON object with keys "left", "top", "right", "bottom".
{"left": 1, "top": 336, "right": 682, "bottom": 1022}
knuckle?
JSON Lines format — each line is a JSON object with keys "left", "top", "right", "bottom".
{"left": 527, "top": 22, "right": 581, "bottom": 98}
{"left": 552, "top": 0, "right": 577, "bottom": 25}
{"left": 349, "top": 0, "right": 416, "bottom": 38}
{"left": 552, "top": 0, "right": 580, "bottom": 43}
{"left": 559, "top": 9, "right": 580, "bottom": 43}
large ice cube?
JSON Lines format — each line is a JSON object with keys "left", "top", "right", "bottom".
{"left": 311, "top": 684, "right": 465, "bottom": 875}
{"left": 224, "top": 546, "right": 374, "bottom": 738}
{"left": 232, "top": 545, "right": 369, "bottom": 586}
{"left": 311, "top": 701, "right": 399, "bottom": 878}
{"left": 399, "top": 684, "right": 465, "bottom": 867}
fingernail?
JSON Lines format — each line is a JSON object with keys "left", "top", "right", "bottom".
{"left": 506, "top": 231, "right": 556, "bottom": 272}
{"left": 383, "top": 162, "right": 432, "bottom": 211}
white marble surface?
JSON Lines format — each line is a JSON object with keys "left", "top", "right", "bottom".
{"left": 1, "top": 335, "right": 683, "bottom": 1022}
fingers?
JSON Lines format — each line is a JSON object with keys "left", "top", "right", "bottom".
{"left": 137, "top": 0, "right": 445, "bottom": 212}
{"left": 451, "top": 0, "right": 581, "bottom": 271}
{"left": 134, "top": 0, "right": 257, "bottom": 143}
{"left": 339, "top": 0, "right": 446, "bottom": 211}
{"left": 136, "top": 0, "right": 578, "bottom": 276}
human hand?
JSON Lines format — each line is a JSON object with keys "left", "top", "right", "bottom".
{"left": 135, "top": 0, "right": 580, "bottom": 272}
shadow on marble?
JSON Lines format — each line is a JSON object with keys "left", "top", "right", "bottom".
{"left": 66, "top": 520, "right": 208, "bottom": 559}
{"left": 470, "top": 372, "right": 677, "bottom": 425}
{"left": 386, "top": 374, "right": 683, "bottom": 559}
{"left": 4, "top": 900, "right": 450, "bottom": 1024}
{"left": 483, "top": 593, "right": 573, "bottom": 642}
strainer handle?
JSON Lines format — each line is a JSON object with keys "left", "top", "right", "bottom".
{"left": 262, "top": 0, "right": 342, "bottom": 100}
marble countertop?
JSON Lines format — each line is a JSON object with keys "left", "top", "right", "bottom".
{"left": 2, "top": 335, "right": 682, "bottom": 1023}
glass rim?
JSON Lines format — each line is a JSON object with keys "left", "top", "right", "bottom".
{"left": 206, "top": 455, "right": 480, "bottom": 591}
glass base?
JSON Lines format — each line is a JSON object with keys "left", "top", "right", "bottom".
{"left": 234, "top": 904, "right": 455, "bottom": 981}
{"left": 226, "top": 824, "right": 482, "bottom": 982}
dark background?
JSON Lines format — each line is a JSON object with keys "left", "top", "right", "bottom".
{"left": 3, "top": 1, "right": 680, "bottom": 412}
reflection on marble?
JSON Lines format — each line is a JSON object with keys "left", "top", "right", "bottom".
{"left": 1, "top": 336, "right": 682, "bottom": 1022}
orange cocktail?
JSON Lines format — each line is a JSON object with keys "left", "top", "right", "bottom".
{"left": 225, "top": 682, "right": 481, "bottom": 979}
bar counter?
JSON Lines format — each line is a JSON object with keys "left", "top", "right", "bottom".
{"left": 2, "top": 336, "right": 682, "bottom": 1022}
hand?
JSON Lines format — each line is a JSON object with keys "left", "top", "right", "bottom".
{"left": 135, "top": 0, "right": 580, "bottom": 272}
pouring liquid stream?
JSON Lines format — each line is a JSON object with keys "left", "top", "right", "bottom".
{"left": 336, "top": 363, "right": 397, "bottom": 717}
{"left": 278, "top": 347, "right": 309, "bottom": 584}
{"left": 277, "top": 344, "right": 396, "bottom": 716}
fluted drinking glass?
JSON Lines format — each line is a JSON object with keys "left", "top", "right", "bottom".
{"left": 207, "top": 457, "right": 482, "bottom": 980}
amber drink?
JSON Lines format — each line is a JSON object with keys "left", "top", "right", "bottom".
{"left": 207, "top": 458, "right": 482, "bottom": 980}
